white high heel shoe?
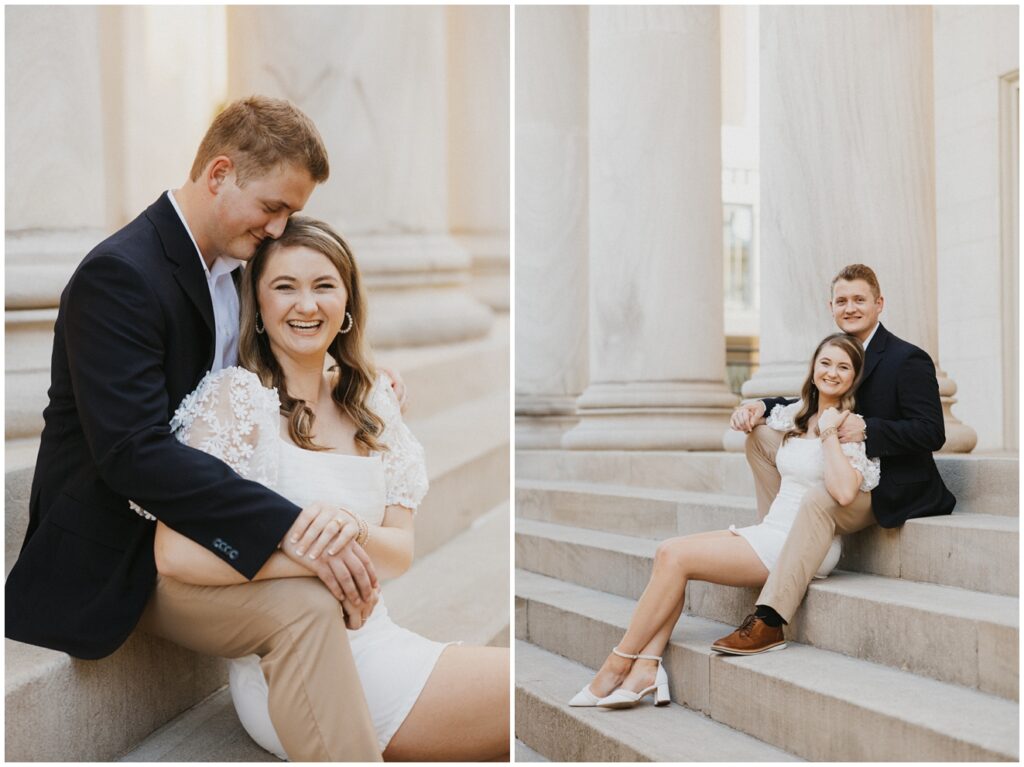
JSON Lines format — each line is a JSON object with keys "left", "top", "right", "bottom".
{"left": 597, "top": 653, "right": 670, "bottom": 709}
{"left": 568, "top": 647, "right": 637, "bottom": 707}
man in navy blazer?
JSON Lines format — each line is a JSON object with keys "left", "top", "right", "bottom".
{"left": 712, "top": 264, "right": 955, "bottom": 654}
{"left": 5, "top": 97, "right": 382, "bottom": 760}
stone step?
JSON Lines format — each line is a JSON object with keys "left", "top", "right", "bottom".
{"left": 518, "top": 573, "right": 1019, "bottom": 761}
{"left": 516, "top": 449, "right": 1019, "bottom": 516}
{"left": 383, "top": 500, "right": 509, "bottom": 646}
{"left": 515, "top": 738, "right": 549, "bottom": 762}
{"left": 516, "top": 521, "right": 1018, "bottom": 699}
{"left": 515, "top": 640, "right": 801, "bottom": 762}
{"left": 9, "top": 500, "right": 509, "bottom": 762}
{"left": 5, "top": 388, "right": 509, "bottom": 574}
{"left": 516, "top": 480, "right": 1019, "bottom": 595}
{"left": 5, "top": 636, "right": 228, "bottom": 762}
{"left": 376, "top": 314, "right": 509, "bottom": 423}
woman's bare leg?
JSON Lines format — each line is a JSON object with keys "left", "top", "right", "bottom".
{"left": 383, "top": 645, "right": 509, "bottom": 762}
{"left": 588, "top": 530, "right": 769, "bottom": 696}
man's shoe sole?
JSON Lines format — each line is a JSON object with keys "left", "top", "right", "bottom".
{"left": 710, "top": 641, "right": 787, "bottom": 656}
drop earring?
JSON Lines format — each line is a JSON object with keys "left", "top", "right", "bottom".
{"left": 339, "top": 312, "right": 353, "bottom": 335}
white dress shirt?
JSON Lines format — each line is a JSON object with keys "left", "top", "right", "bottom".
{"left": 862, "top": 322, "right": 880, "bottom": 350}
{"left": 167, "top": 190, "right": 243, "bottom": 371}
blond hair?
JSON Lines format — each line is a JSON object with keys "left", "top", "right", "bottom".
{"left": 831, "top": 264, "right": 881, "bottom": 300}
{"left": 190, "top": 96, "right": 329, "bottom": 185}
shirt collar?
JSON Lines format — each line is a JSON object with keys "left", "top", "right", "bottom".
{"left": 862, "top": 322, "right": 880, "bottom": 350}
{"left": 166, "top": 190, "right": 243, "bottom": 279}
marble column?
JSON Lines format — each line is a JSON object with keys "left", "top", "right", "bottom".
{"left": 448, "top": 6, "right": 510, "bottom": 312}
{"left": 564, "top": 6, "right": 738, "bottom": 451}
{"left": 227, "top": 6, "right": 494, "bottom": 349}
{"left": 5, "top": 7, "right": 117, "bottom": 440}
{"left": 737, "top": 6, "right": 975, "bottom": 452}
{"left": 515, "top": 6, "right": 589, "bottom": 449}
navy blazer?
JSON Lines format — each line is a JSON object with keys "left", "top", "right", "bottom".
{"left": 762, "top": 324, "right": 955, "bottom": 527}
{"left": 5, "top": 195, "right": 301, "bottom": 659}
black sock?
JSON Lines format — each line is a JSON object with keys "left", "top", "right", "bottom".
{"left": 755, "top": 604, "right": 786, "bottom": 627}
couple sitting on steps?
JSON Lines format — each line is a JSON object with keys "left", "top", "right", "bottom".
{"left": 570, "top": 263, "right": 956, "bottom": 709}
{"left": 6, "top": 96, "right": 509, "bottom": 761}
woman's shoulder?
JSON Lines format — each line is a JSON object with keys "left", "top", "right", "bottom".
{"left": 171, "top": 366, "right": 279, "bottom": 431}
{"left": 766, "top": 400, "right": 802, "bottom": 431}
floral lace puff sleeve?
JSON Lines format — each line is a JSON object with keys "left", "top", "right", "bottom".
{"left": 766, "top": 401, "right": 801, "bottom": 432}
{"left": 369, "top": 373, "right": 429, "bottom": 512}
{"left": 170, "top": 367, "right": 281, "bottom": 487}
{"left": 129, "top": 367, "right": 281, "bottom": 521}
{"left": 841, "top": 442, "right": 881, "bottom": 493}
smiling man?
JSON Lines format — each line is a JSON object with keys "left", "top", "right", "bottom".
{"left": 713, "top": 263, "right": 955, "bottom": 655}
{"left": 5, "top": 97, "right": 382, "bottom": 761}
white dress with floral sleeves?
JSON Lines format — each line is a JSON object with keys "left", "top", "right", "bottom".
{"left": 729, "top": 401, "right": 881, "bottom": 578}
{"left": 168, "top": 366, "right": 446, "bottom": 758}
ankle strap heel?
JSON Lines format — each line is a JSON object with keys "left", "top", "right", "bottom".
{"left": 611, "top": 647, "right": 639, "bottom": 660}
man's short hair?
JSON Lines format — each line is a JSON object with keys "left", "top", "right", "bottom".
{"left": 189, "top": 96, "right": 329, "bottom": 185}
{"left": 831, "top": 264, "right": 881, "bottom": 299}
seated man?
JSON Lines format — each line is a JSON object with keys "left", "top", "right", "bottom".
{"left": 713, "top": 263, "right": 955, "bottom": 654}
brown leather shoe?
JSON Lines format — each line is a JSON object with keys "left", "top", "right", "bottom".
{"left": 711, "top": 614, "right": 786, "bottom": 655}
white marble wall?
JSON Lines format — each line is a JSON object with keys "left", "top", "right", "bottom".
{"left": 449, "top": 6, "right": 510, "bottom": 311}
{"left": 6, "top": 7, "right": 113, "bottom": 439}
{"left": 227, "top": 5, "right": 494, "bottom": 349}
{"left": 515, "top": 6, "right": 590, "bottom": 448}
{"left": 934, "top": 6, "right": 1019, "bottom": 451}
{"left": 565, "top": 6, "right": 737, "bottom": 450}
{"left": 744, "top": 6, "right": 975, "bottom": 452}
{"left": 6, "top": 6, "right": 507, "bottom": 440}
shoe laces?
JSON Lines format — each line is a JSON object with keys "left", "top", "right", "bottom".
{"left": 737, "top": 614, "right": 758, "bottom": 637}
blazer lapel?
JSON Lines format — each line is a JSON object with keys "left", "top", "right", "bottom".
{"left": 859, "top": 323, "right": 888, "bottom": 385}
{"left": 146, "top": 194, "right": 215, "bottom": 336}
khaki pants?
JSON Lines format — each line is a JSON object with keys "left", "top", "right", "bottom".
{"left": 746, "top": 425, "right": 875, "bottom": 622}
{"left": 139, "top": 574, "right": 381, "bottom": 762}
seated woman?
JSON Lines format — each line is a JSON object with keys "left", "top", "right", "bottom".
{"left": 569, "top": 332, "right": 878, "bottom": 709}
{"left": 151, "top": 217, "right": 509, "bottom": 760}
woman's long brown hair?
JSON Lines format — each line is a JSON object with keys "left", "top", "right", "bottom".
{"left": 238, "top": 216, "right": 385, "bottom": 453}
{"left": 785, "top": 333, "right": 865, "bottom": 442}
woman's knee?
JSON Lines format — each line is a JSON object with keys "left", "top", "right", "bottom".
{"left": 655, "top": 538, "right": 690, "bottom": 574}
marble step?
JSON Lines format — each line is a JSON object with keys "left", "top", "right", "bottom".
{"left": 516, "top": 521, "right": 1018, "bottom": 700}
{"left": 516, "top": 479, "right": 1019, "bottom": 595}
{"left": 517, "top": 573, "right": 1019, "bottom": 762}
{"left": 7, "top": 318, "right": 509, "bottom": 441}
{"left": 376, "top": 313, "right": 508, "bottom": 423}
{"left": 5, "top": 387, "right": 509, "bottom": 575}
{"left": 515, "top": 738, "right": 549, "bottom": 762}
{"left": 7, "top": 499, "right": 509, "bottom": 762}
{"left": 515, "top": 640, "right": 801, "bottom": 762}
{"left": 516, "top": 449, "right": 1019, "bottom": 516}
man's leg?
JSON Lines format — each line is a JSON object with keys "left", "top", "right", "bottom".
{"left": 747, "top": 425, "right": 784, "bottom": 521}
{"left": 758, "top": 486, "right": 873, "bottom": 621}
{"left": 712, "top": 486, "right": 873, "bottom": 654}
{"left": 138, "top": 575, "right": 381, "bottom": 762}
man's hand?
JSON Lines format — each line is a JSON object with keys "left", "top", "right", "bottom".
{"left": 730, "top": 400, "right": 767, "bottom": 432}
{"left": 838, "top": 412, "right": 866, "bottom": 443}
{"left": 379, "top": 366, "right": 408, "bottom": 413}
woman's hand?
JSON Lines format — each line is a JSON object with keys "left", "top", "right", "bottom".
{"left": 342, "top": 587, "right": 380, "bottom": 630}
{"left": 287, "top": 502, "right": 360, "bottom": 560}
{"left": 818, "top": 407, "right": 849, "bottom": 433}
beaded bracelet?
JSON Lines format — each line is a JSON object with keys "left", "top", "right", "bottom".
{"left": 820, "top": 426, "right": 839, "bottom": 441}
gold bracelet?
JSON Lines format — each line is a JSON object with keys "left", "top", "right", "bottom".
{"left": 820, "top": 426, "right": 839, "bottom": 441}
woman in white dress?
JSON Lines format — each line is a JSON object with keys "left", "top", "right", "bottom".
{"left": 151, "top": 217, "right": 509, "bottom": 760}
{"left": 569, "top": 333, "right": 879, "bottom": 709}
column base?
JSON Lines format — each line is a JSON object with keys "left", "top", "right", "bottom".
{"left": 516, "top": 394, "right": 579, "bottom": 449}
{"left": 355, "top": 234, "right": 495, "bottom": 348}
{"left": 564, "top": 381, "right": 737, "bottom": 450}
